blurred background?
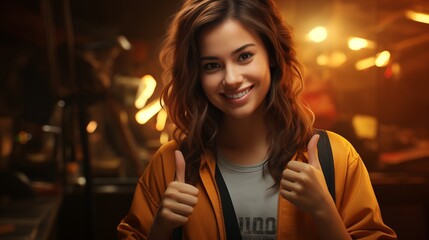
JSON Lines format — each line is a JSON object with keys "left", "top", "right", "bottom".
{"left": 0, "top": 0, "right": 428, "bottom": 239}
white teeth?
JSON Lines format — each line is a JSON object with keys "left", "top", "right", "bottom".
{"left": 224, "top": 88, "right": 250, "bottom": 99}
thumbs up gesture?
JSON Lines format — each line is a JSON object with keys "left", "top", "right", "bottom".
{"left": 280, "top": 134, "right": 333, "bottom": 217}
{"left": 151, "top": 150, "right": 199, "bottom": 234}
{"left": 174, "top": 150, "right": 186, "bottom": 183}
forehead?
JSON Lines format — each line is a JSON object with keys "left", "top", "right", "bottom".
{"left": 198, "top": 19, "right": 262, "bottom": 55}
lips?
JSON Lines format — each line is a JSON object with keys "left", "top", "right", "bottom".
{"left": 223, "top": 86, "right": 252, "bottom": 99}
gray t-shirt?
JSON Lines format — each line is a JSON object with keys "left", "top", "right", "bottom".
{"left": 217, "top": 151, "right": 279, "bottom": 240}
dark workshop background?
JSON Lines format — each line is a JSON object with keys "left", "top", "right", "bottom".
{"left": 1, "top": 0, "right": 429, "bottom": 239}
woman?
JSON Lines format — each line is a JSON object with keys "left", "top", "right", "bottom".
{"left": 118, "top": 0, "right": 396, "bottom": 239}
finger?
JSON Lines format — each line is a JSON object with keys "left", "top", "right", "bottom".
{"left": 280, "top": 178, "right": 296, "bottom": 192}
{"left": 280, "top": 189, "right": 297, "bottom": 201}
{"left": 285, "top": 160, "right": 308, "bottom": 172}
{"left": 171, "top": 204, "right": 194, "bottom": 217}
{"left": 169, "top": 181, "right": 199, "bottom": 196}
{"left": 282, "top": 167, "right": 302, "bottom": 181}
{"left": 307, "top": 134, "right": 321, "bottom": 170}
{"left": 175, "top": 150, "right": 186, "bottom": 182}
{"left": 159, "top": 206, "right": 189, "bottom": 224}
{"left": 164, "top": 199, "right": 196, "bottom": 216}
{"left": 177, "top": 185, "right": 199, "bottom": 197}
{"left": 165, "top": 183, "right": 199, "bottom": 207}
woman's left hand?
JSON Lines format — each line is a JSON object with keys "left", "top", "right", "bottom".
{"left": 280, "top": 134, "right": 334, "bottom": 217}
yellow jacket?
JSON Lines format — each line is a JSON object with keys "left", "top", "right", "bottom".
{"left": 117, "top": 131, "right": 397, "bottom": 239}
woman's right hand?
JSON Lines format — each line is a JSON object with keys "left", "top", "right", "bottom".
{"left": 149, "top": 150, "right": 199, "bottom": 239}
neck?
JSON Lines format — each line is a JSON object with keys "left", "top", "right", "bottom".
{"left": 217, "top": 109, "right": 269, "bottom": 165}
{"left": 220, "top": 117, "right": 267, "bottom": 145}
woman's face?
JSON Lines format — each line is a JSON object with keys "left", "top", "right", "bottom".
{"left": 198, "top": 19, "right": 271, "bottom": 120}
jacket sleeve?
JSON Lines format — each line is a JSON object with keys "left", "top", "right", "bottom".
{"left": 329, "top": 132, "right": 397, "bottom": 239}
{"left": 117, "top": 142, "right": 177, "bottom": 240}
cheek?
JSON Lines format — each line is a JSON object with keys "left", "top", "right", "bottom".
{"left": 201, "top": 81, "right": 214, "bottom": 103}
{"left": 247, "top": 63, "right": 271, "bottom": 85}
{"left": 201, "top": 74, "right": 221, "bottom": 94}
{"left": 200, "top": 77, "right": 210, "bottom": 95}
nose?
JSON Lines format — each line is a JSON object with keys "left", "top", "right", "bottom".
{"left": 223, "top": 64, "right": 243, "bottom": 87}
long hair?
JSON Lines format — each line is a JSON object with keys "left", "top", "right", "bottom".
{"left": 160, "top": 0, "right": 314, "bottom": 185}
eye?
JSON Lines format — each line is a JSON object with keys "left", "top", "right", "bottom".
{"left": 238, "top": 52, "right": 254, "bottom": 62}
{"left": 202, "top": 62, "right": 221, "bottom": 72}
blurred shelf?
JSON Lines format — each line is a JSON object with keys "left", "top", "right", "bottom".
{"left": 0, "top": 195, "right": 62, "bottom": 240}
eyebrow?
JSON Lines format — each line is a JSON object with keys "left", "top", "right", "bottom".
{"left": 200, "top": 43, "right": 255, "bottom": 60}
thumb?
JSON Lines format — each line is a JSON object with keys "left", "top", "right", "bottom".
{"left": 175, "top": 150, "right": 186, "bottom": 183}
{"left": 307, "top": 134, "right": 322, "bottom": 170}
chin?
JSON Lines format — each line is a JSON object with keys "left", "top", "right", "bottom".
{"left": 224, "top": 109, "right": 259, "bottom": 120}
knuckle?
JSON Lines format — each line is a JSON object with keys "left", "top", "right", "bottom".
{"left": 282, "top": 169, "right": 288, "bottom": 176}
{"left": 185, "top": 206, "right": 195, "bottom": 215}
{"left": 190, "top": 196, "right": 198, "bottom": 206}
{"left": 194, "top": 188, "right": 199, "bottom": 196}
{"left": 179, "top": 217, "right": 189, "bottom": 225}
{"left": 164, "top": 190, "right": 176, "bottom": 199}
{"left": 294, "top": 184, "right": 303, "bottom": 194}
{"left": 302, "top": 164, "right": 312, "bottom": 172}
{"left": 159, "top": 207, "right": 171, "bottom": 218}
{"left": 170, "top": 181, "right": 183, "bottom": 190}
{"left": 168, "top": 181, "right": 177, "bottom": 188}
{"left": 165, "top": 214, "right": 178, "bottom": 223}
{"left": 162, "top": 199, "right": 173, "bottom": 209}
{"left": 297, "top": 174, "right": 309, "bottom": 184}
{"left": 282, "top": 169, "right": 291, "bottom": 178}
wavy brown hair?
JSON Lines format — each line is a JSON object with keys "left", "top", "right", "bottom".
{"left": 160, "top": 0, "right": 315, "bottom": 185}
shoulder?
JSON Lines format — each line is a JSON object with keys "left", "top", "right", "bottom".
{"left": 324, "top": 130, "right": 361, "bottom": 170}
{"left": 324, "top": 130, "right": 373, "bottom": 193}
{"left": 325, "top": 130, "right": 352, "bottom": 148}
{"left": 140, "top": 141, "right": 180, "bottom": 188}
{"left": 151, "top": 140, "right": 180, "bottom": 162}
{"left": 325, "top": 131, "right": 397, "bottom": 238}
{"left": 325, "top": 130, "right": 359, "bottom": 159}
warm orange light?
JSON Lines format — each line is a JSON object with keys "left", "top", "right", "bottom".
{"left": 375, "top": 51, "right": 391, "bottom": 67}
{"left": 156, "top": 109, "right": 167, "bottom": 131}
{"left": 406, "top": 10, "right": 429, "bottom": 24}
{"left": 135, "top": 99, "right": 162, "bottom": 124}
{"left": 117, "top": 35, "right": 131, "bottom": 50}
{"left": 159, "top": 131, "right": 169, "bottom": 145}
{"left": 86, "top": 121, "right": 98, "bottom": 133}
{"left": 352, "top": 115, "right": 377, "bottom": 139}
{"left": 385, "top": 63, "right": 401, "bottom": 79}
{"left": 17, "top": 131, "right": 32, "bottom": 144}
{"left": 391, "top": 63, "right": 401, "bottom": 77}
{"left": 316, "top": 54, "right": 329, "bottom": 66}
{"left": 308, "top": 26, "right": 327, "bottom": 43}
{"left": 316, "top": 51, "right": 347, "bottom": 67}
{"left": 355, "top": 50, "right": 391, "bottom": 70}
{"left": 330, "top": 51, "right": 347, "bottom": 67}
{"left": 348, "top": 37, "right": 375, "bottom": 50}
{"left": 135, "top": 75, "right": 157, "bottom": 109}
{"left": 355, "top": 57, "right": 375, "bottom": 70}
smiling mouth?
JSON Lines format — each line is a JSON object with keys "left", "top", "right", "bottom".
{"left": 223, "top": 87, "right": 252, "bottom": 99}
